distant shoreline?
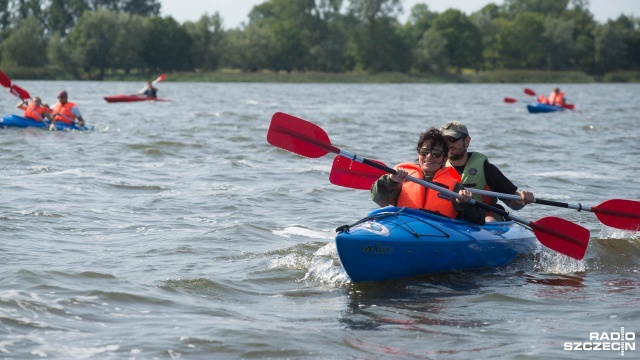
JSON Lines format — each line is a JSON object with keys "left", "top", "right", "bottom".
{"left": 5, "top": 67, "right": 640, "bottom": 83}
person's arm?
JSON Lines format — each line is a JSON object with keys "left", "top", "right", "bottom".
{"left": 371, "top": 174, "right": 402, "bottom": 207}
{"left": 484, "top": 161, "right": 533, "bottom": 210}
{"left": 16, "top": 100, "right": 27, "bottom": 110}
{"left": 70, "top": 106, "right": 85, "bottom": 126}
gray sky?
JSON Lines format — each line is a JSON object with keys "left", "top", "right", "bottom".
{"left": 160, "top": 0, "right": 640, "bottom": 29}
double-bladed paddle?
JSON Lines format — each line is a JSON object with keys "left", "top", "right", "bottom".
{"left": 0, "top": 69, "right": 31, "bottom": 100}
{"left": 267, "top": 112, "right": 590, "bottom": 260}
{"left": 330, "top": 154, "right": 640, "bottom": 231}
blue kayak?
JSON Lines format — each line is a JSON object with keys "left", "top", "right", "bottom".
{"left": 335, "top": 207, "right": 538, "bottom": 283}
{"left": 1, "top": 114, "right": 93, "bottom": 131}
{"left": 526, "top": 103, "right": 565, "bottom": 113}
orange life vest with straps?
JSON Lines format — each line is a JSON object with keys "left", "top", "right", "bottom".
{"left": 395, "top": 163, "right": 461, "bottom": 219}
{"left": 24, "top": 104, "right": 50, "bottom": 122}
{"left": 548, "top": 91, "right": 565, "bottom": 106}
{"left": 537, "top": 95, "right": 548, "bottom": 104}
{"left": 52, "top": 101, "right": 78, "bottom": 124}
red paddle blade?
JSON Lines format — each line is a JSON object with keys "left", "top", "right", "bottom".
{"left": 10, "top": 84, "right": 30, "bottom": 100}
{"left": 530, "top": 216, "right": 590, "bottom": 260}
{"left": 592, "top": 199, "right": 640, "bottom": 231}
{"left": 329, "top": 155, "right": 388, "bottom": 190}
{"left": 154, "top": 73, "right": 167, "bottom": 83}
{"left": 267, "top": 112, "right": 336, "bottom": 158}
{"left": 0, "top": 69, "right": 11, "bottom": 87}
{"left": 504, "top": 97, "right": 517, "bottom": 103}
{"left": 562, "top": 104, "right": 575, "bottom": 110}
{"left": 524, "top": 88, "right": 536, "bottom": 96}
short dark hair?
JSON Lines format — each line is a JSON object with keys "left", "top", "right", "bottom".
{"left": 416, "top": 128, "right": 449, "bottom": 155}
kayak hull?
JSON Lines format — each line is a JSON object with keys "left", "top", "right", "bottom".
{"left": 527, "top": 103, "right": 564, "bottom": 113}
{"left": 0, "top": 114, "right": 93, "bottom": 131}
{"left": 335, "top": 207, "right": 538, "bottom": 283}
{"left": 104, "top": 94, "right": 166, "bottom": 103}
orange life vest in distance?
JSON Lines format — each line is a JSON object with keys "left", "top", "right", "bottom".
{"left": 395, "top": 163, "right": 462, "bottom": 219}
{"left": 24, "top": 104, "right": 50, "bottom": 122}
{"left": 548, "top": 91, "right": 565, "bottom": 106}
{"left": 537, "top": 95, "right": 548, "bottom": 104}
{"left": 52, "top": 101, "right": 78, "bottom": 124}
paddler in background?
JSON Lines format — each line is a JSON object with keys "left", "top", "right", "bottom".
{"left": 52, "top": 90, "right": 86, "bottom": 127}
{"left": 140, "top": 81, "right": 158, "bottom": 98}
{"left": 371, "top": 128, "right": 486, "bottom": 225}
{"left": 547, "top": 88, "right": 566, "bottom": 106}
{"left": 16, "top": 96, "right": 56, "bottom": 130}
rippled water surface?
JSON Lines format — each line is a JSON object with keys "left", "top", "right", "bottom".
{"left": 1, "top": 82, "right": 639, "bottom": 359}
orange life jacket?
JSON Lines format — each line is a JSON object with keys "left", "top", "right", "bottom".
{"left": 52, "top": 101, "right": 78, "bottom": 124}
{"left": 24, "top": 104, "right": 50, "bottom": 122}
{"left": 395, "top": 163, "right": 461, "bottom": 219}
{"left": 537, "top": 95, "right": 548, "bottom": 104}
{"left": 548, "top": 91, "right": 565, "bottom": 106}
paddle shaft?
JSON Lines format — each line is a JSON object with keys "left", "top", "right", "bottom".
{"left": 467, "top": 188, "right": 636, "bottom": 219}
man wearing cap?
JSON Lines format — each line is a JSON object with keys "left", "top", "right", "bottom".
{"left": 440, "top": 121, "right": 534, "bottom": 222}
{"left": 52, "top": 90, "right": 86, "bottom": 127}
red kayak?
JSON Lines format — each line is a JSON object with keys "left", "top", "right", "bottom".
{"left": 104, "top": 94, "right": 167, "bottom": 103}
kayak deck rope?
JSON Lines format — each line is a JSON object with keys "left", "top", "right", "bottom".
{"left": 335, "top": 207, "right": 421, "bottom": 238}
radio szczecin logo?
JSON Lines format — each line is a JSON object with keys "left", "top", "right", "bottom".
{"left": 564, "top": 328, "right": 636, "bottom": 356}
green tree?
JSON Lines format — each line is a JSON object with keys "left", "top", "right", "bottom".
{"left": 504, "top": 0, "right": 569, "bottom": 18}
{"left": 495, "top": 12, "right": 547, "bottom": 69}
{"left": 432, "top": 9, "right": 483, "bottom": 73}
{"left": 593, "top": 21, "right": 626, "bottom": 72}
{"left": 308, "top": 0, "right": 350, "bottom": 72}
{"left": 68, "top": 9, "right": 120, "bottom": 79}
{"left": 47, "top": 32, "right": 77, "bottom": 75}
{"left": 184, "top": 13, "right": 224, "bottom": 71}
{"left": 413, "top": 27, "right": 447, "bottom": 73}
{"left": 120, "top": 0, "right": 160, "bottom": 16}
{"left": 220, "top": 26, "right": 270, "bottom": 72}
{"left": 348, "top": 0, "right": 407, "bottom": 72}
{"left": 543, "top": 17, "right": 574, "bottom": 70}
{"left": 563, "top": 0, "right": 597, "bottom": 72}
{"left": 0, "top": 17, "right": 47, "bottom": 67}
{"left": 111, "top": 12, "right": 148, "bottom": 73}
{"left": 142, "top": 16, "right": 193, "bottom": 71}
{"left": 248, "top": 0, "right": 322, "bottom": 72}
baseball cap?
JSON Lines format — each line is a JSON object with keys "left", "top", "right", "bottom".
{"left": 440, "top": 121, "right": 469, "bottom": 138}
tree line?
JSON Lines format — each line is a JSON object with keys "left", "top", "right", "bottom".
{"left": 1, "top": 0, "right": 638, "bottom": 79}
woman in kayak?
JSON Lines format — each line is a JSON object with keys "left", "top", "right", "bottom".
{"left": 371, "top": 128, "right": 485, "bottom": 225}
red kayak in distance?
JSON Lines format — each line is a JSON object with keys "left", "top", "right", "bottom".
{"left": 104, "top": 94, "right": 168, "bottom": 103}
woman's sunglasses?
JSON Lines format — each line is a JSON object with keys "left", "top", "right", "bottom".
{"left": 418, "top": 148, "right": 444, "bottom": 158}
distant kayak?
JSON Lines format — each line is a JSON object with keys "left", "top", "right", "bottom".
{"left": 0, "top": 114, "right": 93, "bottom": 131}
{"left": 104, "top": 94, "right": 167, "bottom": 103}
{"left": 527, "top": 102, "right": 574, "bottom": 113}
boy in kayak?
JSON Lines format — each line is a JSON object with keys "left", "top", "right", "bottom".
{"left": 371, "top": 128, "right": 485, "bottom": 225}
{"left": 17, "top": 96, "right": 55, "bottom": 130}
{"left": 440, "top": 121, "right": 534, "bottom": 222}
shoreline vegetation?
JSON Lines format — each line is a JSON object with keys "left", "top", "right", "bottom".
{"left": 5, "top": 67, "right": 640, "bottom": 83}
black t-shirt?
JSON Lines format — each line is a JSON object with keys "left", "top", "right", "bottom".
{"left": 451, "top": 152, "right": 518, "bottom": 194}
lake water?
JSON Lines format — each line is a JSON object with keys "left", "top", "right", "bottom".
{"left": 1, "top": 81, "right": 638, "bottom": 359}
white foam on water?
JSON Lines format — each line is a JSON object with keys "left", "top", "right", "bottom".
{"left": 272, "top": 226, "right": 333, "bottom": 240}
